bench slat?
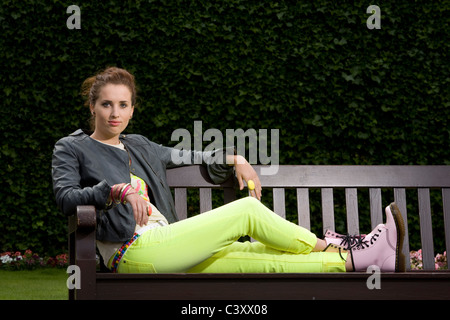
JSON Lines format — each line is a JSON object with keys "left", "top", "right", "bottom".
{"left": 296, "top": 188, "right": 310, "bottom": 230}
{"left": 273, "top": 188, "right": 286, "bottom": 219}
{"left": 369, "top": 188, "right": 383, "bottom": 229}
{"left": 174, "top": 188, "right": 187, "bottom": 220}
{"left": 394, "top": 188, "right": 411, "bottom": 269}
{"left": 200, "top": 188, "right": 212, "bottom": 213}
{"left": 321, "top": 188, "right": 335, "bottom": 234}
{"left": 345, "top": 188, "right": 359, "bottom": 235}
{"left": 418, "top": 188, "right": 435, "bottom": 270}
{"left": 443, "top": 188, "right": 450, "bottom": 269}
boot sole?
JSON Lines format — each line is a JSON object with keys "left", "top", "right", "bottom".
{"left": 389, "top": 203, "right": 406, "bottom": 272}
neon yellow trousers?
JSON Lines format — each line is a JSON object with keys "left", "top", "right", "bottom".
{"left": 115, "top": 197, "right": 347, "bottom": 273}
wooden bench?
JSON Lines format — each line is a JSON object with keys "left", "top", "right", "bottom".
{"left": 68, "top": 165, "right": 450, "bottom": 300}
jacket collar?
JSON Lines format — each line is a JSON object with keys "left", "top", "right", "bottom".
{"left": 70, "top": 128, "right": 128, "bottom": 141}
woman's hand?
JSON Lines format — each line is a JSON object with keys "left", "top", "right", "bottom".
{"left": 232, "top": 155, "right": 262, "bottom": 200}
{"left": 125, "top": 192, "right": 150, "bottom": 226}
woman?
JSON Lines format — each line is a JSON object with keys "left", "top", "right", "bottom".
{"left": 52, "top": 67, "right": 406, "bottom": 273}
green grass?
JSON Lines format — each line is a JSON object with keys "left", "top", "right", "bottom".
{"left": 0, "top": 268, "right": 68, "bottom": 300}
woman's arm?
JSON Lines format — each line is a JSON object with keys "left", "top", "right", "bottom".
{"left": 153, "top": 140, "right": 262, "bottom": 200}
{"left": 151, "top": 141, "right": 235, "bottom": 184}
{"left": 227, "top": 154, "right": 262, "bottom": 200}
{"left": 141, "top": 137, "right": 262, "bottom": 200}
{"left": 51, "top": 138, "right": 111, "bottom": 216}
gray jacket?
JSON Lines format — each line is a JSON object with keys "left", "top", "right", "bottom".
{"left": 52, "top": 129, "right": 234, "bottom": 242}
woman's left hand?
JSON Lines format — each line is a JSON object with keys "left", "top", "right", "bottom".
{"left": 125, "top": 191, "right": 150, "bottom": 227}
{"left": 233, "top": 155, "right": 262, "bottom": 200}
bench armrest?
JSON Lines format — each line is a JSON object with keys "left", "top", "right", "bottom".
{"left": 68, "top": 205, "right": 97, "bottom": 299}
{"left": 68, "top": 205, "right": 96, "bottom": 234}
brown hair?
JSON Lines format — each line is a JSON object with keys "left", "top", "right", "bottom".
{"left": 81, "top": 67, "right": 137, "bottom": 129}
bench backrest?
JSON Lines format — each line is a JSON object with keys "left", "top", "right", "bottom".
{"left": 166, "top": 165, "right": 450, "bottom": 271}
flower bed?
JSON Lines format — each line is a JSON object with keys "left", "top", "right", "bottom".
{"left": 410, "top": 250, "right": 447, "bottom": 270}
{"left": 0, "top": 250, "right": 68, "bottom": 270}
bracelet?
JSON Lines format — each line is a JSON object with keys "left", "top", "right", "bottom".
{"left": 110, "top": 183, "right": 141, "bottom": 206}
{"left": 110, "top": 183, "right": 128, "bottom": 204}
{"left": 110, "top": 184, "right": 122, "bottom": 204}
{"left": 122, "top": 190, "right": 137, "bottom": 205}
{"left": 120, "top": 184, "right": 133, "bottom": 203}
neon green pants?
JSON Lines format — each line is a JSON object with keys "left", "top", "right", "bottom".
{"left": 115, "top": 197, "right": 347, "bottom": 273}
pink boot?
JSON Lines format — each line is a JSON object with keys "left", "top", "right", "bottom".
{"left": 349, "top": 203, "right": 406, "bottom": 272}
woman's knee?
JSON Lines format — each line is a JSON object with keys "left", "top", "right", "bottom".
{"left": 233, "top": 197, "right": 269, "bottom": 220}
{"left": 215, "top": 196, "right": 267, "bottom": 223}
{"left": 236, "top": 196, "right": 263, "bottom": 208}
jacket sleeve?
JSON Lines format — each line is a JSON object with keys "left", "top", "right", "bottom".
{"left": 149, "top": 139, "right": 235, "bottom": 185}
{"left": 51, "top": 138, "right": 111, "bottom": 216}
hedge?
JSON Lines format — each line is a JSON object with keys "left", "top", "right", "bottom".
{"left": 0, "top": 1, "right": 448, "bottom": 256}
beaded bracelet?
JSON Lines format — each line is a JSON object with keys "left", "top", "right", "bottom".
{"left": 110, "top": 232, "right": 141, "bottom": 273}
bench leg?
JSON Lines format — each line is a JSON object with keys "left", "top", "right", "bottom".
{"left": 73, "top": 230, "right": 97, "bottom": 300}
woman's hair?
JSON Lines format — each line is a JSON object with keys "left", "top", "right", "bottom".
{"left": 81, "top": 67, "right": 137, "bottom": 129}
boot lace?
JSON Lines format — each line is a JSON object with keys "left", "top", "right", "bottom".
{"left": 336, "top": 234, "right": 365, "bottom": 249}
{"left": 350, "top": 229, "right": 382, "bottom": 250}
{"left": 336, "top": 229, "right": 382, "bottom": 251}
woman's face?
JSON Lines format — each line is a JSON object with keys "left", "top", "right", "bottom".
{"left": 90, "top": 83, "right": 134, "bottom": 143}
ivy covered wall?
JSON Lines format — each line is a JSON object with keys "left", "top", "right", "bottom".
{"left": 1, "top": 1, "right": 448, "bottom": 255}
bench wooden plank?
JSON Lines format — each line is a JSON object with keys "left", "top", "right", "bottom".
{"left": 345, "top": 188, "right": 359, "bottom": 235}
{"left": 252, "top": 165, "right": 450, "bottom": 188}
{"left": 443, "top": 188, "right": 450, "bottom": 268}
{"left": 200, "top": 188, "right": 212, "bottom": 213}
{"left": 166, "top": 165, "right": 235, "bottom": 188}
{"left": 296, "top": 188, "right": 310, "bottom": 230}
{"left": 321, "top": 188, "right": 335, "bottom": 233}
{"left": 418, "top": 188, "right": 435, "bottom": 270}
{"left": 394, "top": 188, "right": 411, "bottom": 269}
{"left": 273, "top": 188, "right": 286, "bottom": 219}
{"left": 174, "top": 188, "right": 187, "bottom": 220}
{"left": 369, "top": 188, "right": 383, "bottom": 229}
{"left": 94, "top": 272, "right": 450, "bottom": 300}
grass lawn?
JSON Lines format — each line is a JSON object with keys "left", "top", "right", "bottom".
{"left": 0, "top": 268, "right": 68, "bottom": 300}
